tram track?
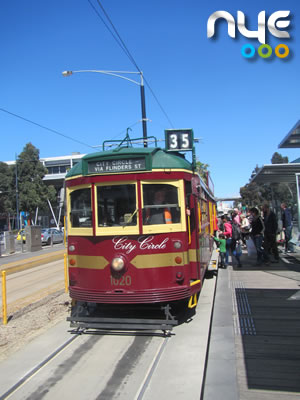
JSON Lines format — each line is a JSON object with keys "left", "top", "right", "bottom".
{"left": 134, "top": 336, "right": 169, "bottom": 400}
{"left": 0, "top": 329, "right": 170, "bottom": 400}
{"left": 0, "top": 333, "right": 80, "bottom": 400}
{"left": 0, "top": 273, "right": 217, "bottom": 400}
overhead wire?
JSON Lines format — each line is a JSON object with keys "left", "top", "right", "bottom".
{"left": 88, "top": 0, "right": 175, "bottom": 128}
{"left": 0, "top": 107, "right": 142, "bottom": 151}
{"left": 0, "top": 108, "right": 94, "bottom": 149}
{"left": 87, "top": 0, "right": 133, "bottom": 62}
{"left": 2, "top": 2, "right": 176, "bottom": 151}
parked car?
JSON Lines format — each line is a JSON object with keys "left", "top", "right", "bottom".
{"left": 16, "top": 229, "right": 26, "bottom": 243}
{"left": 41, "top": 228, "right": 64, "bottom": 245}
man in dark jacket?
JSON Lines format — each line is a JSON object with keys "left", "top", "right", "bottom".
{"left": 262, "top": 204, "right": 279, "bottom": 262}
{"left": 281, "top": 203, "right": 294, "bottom": 253}
{"left": 249, "top": 207, "right": 269, "bottom": 265}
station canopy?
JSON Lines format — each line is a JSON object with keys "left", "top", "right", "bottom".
{"left": 251, "top": 120, "right": 300, "bottom": 185}
{"left": 251, "top": 163, "right": 300, "bottom": 184}
{"left": 278, "top": 120, "right": 300, "bottom": 148}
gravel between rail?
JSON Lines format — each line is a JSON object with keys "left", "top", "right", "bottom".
{"left": 0, "top": 290, "right": 70, "bottom": 362}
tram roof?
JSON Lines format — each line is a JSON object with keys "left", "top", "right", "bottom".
{"left": 66, "top": 146, "right": 193, "bottom": 178}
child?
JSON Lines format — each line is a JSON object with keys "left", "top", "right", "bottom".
{"left": 212, "top": 233, "right": 227, "bottom": 269}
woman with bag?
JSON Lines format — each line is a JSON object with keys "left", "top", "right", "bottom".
{"left": 240, "top": 214, "right": 250, "bottom": 245}
{"left": 222, "top": 216, "right": 232, "bottom": 267}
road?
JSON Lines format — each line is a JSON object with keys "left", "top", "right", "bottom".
{"left": 1, "top": 261, "right": 65, "bottom": 315}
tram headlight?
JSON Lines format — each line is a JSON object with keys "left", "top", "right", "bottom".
{"left": 111, "top": 257, "right": 125, "bottom": 271}
{"left": 68, "top": 245, "right": 75, "bottom": 252}
{"left": 173, "top": 240, "right": 182, "bottom": 249}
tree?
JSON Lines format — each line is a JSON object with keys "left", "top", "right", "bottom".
{"left": 0, "top": 162, "right": 14, "bottom": 215}
{"left": 271, "top": 152, "right": 288, "bottom": 164}
{"left": 16, "top": 143, "right": 56, "bottom": 221}
{"left": 240, "top": 152, "right": 296, "bottom": 210}
{"left": 240, "top": 182, "right": 270, "bottom": 208}
{"left": 196, "top": 160, "right": 210, "bottom": 183}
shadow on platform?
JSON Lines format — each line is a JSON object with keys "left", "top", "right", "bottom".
{"left": 231, "top": 252, "right": 300, "bottom": 276}
{"left": 236, "top": 287, "right": 300, "bottom": 392}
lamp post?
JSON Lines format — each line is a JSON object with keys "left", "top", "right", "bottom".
{"left": 62, "top": 70, "right": 148, "bottom": 147}
{"left": 15, "top": 160, "right": 20, "bottom": 230}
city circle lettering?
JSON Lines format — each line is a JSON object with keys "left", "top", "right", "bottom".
{"left": 88, "top": 158, "right": 145, "bottom": 173}
{"left": 112, "top": 236, "right": 169, "bottom": 254}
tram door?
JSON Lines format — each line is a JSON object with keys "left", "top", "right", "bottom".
{"left": 186, "top": 181, "right": 201, "bottom": 280}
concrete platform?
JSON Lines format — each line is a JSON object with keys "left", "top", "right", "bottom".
{"left": 203, "top": 248, "right": 300, "bottom": 400}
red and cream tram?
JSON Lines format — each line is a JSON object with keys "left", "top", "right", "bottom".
{"left": 65, "top": 130, "right": 216, "bottom": 332}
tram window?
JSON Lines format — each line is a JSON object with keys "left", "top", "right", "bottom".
{"left": 70, "top": 188, "right": 92, "bottom": 227}
{"left": 143, "top": 184, "right": 180, "bottom": 225}
{"left": 97, "top": 184, "right": 137, "bottom": 227}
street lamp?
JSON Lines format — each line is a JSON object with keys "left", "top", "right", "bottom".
{"left": 62, "top": 70, "right": 148, "bottom": 147}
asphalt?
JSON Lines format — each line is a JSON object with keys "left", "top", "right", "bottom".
{"left": 0, "top": 244, "right": 300, "bottom": 399}
{"left": 0, "top": 243, "right": 66, "bottom": 273}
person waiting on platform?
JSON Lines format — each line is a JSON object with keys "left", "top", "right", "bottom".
{"left": 281, "top": 202, "right": 294, "bottom": 253}
{"left": 262, "top": 203, "right": 279, "bottom": 262}
{"left": 249, "top": 207, "right": 269, "bottom": 265}
{"left": 144, "top": 187, "right": 172, "bottom": 225}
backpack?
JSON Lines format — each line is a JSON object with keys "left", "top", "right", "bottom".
{"left": 232, "top": 223, "right": 241, "bottom": 240}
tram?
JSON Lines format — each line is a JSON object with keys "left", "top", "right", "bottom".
{"left": 65, "top": 129, "right": 216, "bottom": 332}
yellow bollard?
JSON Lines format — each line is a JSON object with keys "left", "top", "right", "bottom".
{"left": 2, "top": 270, "right": 7, "bottom": 325}
{"left": 64, "top": 253, "right": 68, "bottom": 293}
{"left": 64, "top": 216, "right": 67, "bottom": 247}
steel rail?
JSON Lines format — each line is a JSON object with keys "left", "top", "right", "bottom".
{"left": 134, "top": 336, "right": 169, "bottom": 400}
{"left": 0, "top": 334, "right": 80, "bottom": 400}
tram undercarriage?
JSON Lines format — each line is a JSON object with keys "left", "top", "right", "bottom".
{"left": 67, "top": 298, "right": 197, "bottom": 334}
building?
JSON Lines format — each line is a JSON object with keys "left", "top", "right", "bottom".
{"left": 2, "top": 153, "right": 85, "bottom": 230}
{"left": 41, "top": 152, "right": 85, "bottom": 189}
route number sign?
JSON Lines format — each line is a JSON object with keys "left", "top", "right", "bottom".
{"left": 165, "top": 129, "right": 194, "bottom": 152}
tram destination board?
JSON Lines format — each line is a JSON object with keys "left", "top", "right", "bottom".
{"left": 165, "top": 129, "right": 194, "bottom": 152}
{"left": 88, "top": 158, "right": 146, "bottom": 173}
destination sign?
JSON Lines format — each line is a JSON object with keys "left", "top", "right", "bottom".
{"left": 165, "top": 129, "right": 193, "bottom": 152}
{"left": 88, "top": 158, "right": 146, "bottom": 173}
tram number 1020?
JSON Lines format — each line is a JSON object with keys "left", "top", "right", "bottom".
{"left": 110, "top": 275, "right": 132, "bottom": 286}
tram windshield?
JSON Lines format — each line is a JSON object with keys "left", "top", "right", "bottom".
{"left": 97, "top": 184, "right": 137, "bottom": 227}
{"left": 143, "top": 184, "right": 180, "bottom": 225}
{"left": 70, "top": 188, "right": 92, "bottom": 227}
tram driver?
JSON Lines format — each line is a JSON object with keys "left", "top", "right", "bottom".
{"left": 144, "top": 186, "right": 173, "bottom": 225}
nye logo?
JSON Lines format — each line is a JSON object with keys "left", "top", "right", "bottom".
{"left": 207, "top": 11, "right": 291, "bottom": 59}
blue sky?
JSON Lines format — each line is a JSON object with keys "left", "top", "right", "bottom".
{"left": 1, "top": 0, "right": 299, "bottom": 197}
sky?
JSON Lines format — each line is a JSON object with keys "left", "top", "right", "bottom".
{"left": 1, "top": 0, "right": 300, "bottom": 198}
